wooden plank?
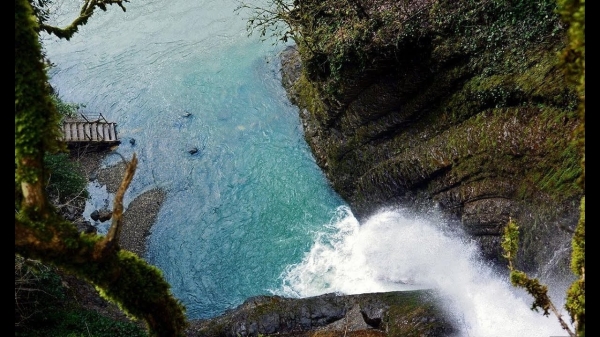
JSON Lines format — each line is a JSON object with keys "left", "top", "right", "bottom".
{"left": 104, "top": 123, "right": 110, "bottom": 142}
{"left": 91, "top": 123, "right": 97, "bottom": 141}
{"left": 101, "top": 123, "right": 106, "bottom": 141}
{"left": 77, "top": 123, "right": 84, "bottom": 141}
{"left": 63, "top": 123, "right": 70, "bottom": 141}
{"left": 71, "top": 123, "right": 77, "bottom": 141}
{"left": 84, "top": 123, "right": 91, "bottom": 140}
{"left": 69, "top": 123, "right": 76, "bottom": 141}
{"left": 96, "top": 123, "right": 104, "bottom": 141}
{"left": 70, "top": 123, "right": 76, "bottom": 141}
{"left": 108, "top": 123, "right": 116, "bottom": 141}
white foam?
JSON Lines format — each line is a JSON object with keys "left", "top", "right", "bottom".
{"left": 274, "top": 206, "right": 574, "bottom": 337}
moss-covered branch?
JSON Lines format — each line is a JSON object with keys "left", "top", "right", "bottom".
{"left": 38, "top": 0, "right": 129, "bottom": 40}
{"left": 15, "top": 215, "right": 188, "bottom": 336}
{"left": 502, "top": 218, "right": 575, "bottom": 337}
{"left": 14, "top": 153, "right": 188, "bottom": 336}
{"left": 556, "top": 0, "right": 584, "bottom": 335}
{"left": 565, "top": 196, "right": 585, "bottom": 336}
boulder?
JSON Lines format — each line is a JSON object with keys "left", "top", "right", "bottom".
{"left": 186, "top": 290, "right": 455, "bottom": 337}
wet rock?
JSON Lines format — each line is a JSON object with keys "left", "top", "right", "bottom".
{"left": 91, "top": 209, "right": 113, "bottom": 222}
{"left": 98, "top": 209, "right": 113, "bottom": 222}
{"left": 74, "top": 219, "right": 96, "bottom": 234}
{"left": 186, "top": 291, "right": 456, "bottom": 337}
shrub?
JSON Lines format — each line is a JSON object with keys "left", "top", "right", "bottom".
{"left": 44, "top": 152, "right": 89, "bottom": 202}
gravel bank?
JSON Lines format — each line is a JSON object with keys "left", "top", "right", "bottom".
{"left": 69, "top": 145, "right": 165, "bottom": 257}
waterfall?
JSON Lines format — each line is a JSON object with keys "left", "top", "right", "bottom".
{"left": 274, "top": 205, "right": 574, "bottom": 337}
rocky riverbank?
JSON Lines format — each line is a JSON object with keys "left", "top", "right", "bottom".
{"left": 61, "top": 146, "right": 168, "bottom": 330}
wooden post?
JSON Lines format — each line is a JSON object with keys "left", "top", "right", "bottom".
{"left": 97, "top": 123, "right": 104, "bottom": 141}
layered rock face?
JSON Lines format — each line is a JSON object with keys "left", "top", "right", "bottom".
{"left": 280, "top": 0, "right": 583, "bottom": 274}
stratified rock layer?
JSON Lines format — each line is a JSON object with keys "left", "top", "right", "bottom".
{"left": 280, "top": 0, "right": 583, "bottom": 274}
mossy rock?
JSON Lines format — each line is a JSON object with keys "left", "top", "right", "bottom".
{"left": 186, "top": 290, "right": 455, "bottom": 337}
{"left": 280, "top": 0, "right": 583, "bottom": 275}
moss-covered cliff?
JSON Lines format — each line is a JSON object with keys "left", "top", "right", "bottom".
{"left": 276, "top": 0, "right": 583, "bottom": 274}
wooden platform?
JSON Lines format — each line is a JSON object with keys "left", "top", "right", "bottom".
{"left": 61, "top": 113, "right": 121, "bottom": 149}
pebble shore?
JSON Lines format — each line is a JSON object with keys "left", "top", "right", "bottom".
{"left": 70, "top": 146, "right": 165, "bottom": 257}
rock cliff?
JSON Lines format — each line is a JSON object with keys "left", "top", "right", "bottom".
{"left": 278, "top": 0, "right": 583, "bottom": 275}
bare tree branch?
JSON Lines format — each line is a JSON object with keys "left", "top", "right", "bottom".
{"left": 103, "top": 153, "right": 137, "bottom": 252}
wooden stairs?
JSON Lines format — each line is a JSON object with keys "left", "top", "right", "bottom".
{"left": 61, "top": 113, "right": 121, "bottom": 149}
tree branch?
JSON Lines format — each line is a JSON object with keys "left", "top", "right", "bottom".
{"left": 103, "top": 153, "right": 137, "bottom": 253}
{"left": 39, "top": 0, "right": 129, "bottom": 40}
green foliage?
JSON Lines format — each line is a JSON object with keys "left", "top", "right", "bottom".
{"left": 243, "top": 0, "right": 564, "bottom": 95}
{"left": 50, "top": 93, "right": 83, "bottom": 121}
{"left": 501, "top": 218, "right": 519, "bottom": 266}
{"left": 16, "top": 308, "right": 148, "bottom": 337}
{"left": 556, "top": 0, "right": 584, "bottom": 335}
{"left": 44, "top": 152, "right": 89, "bottom": 202}
{"left": 565, "top": 196, "right": 585, "bottom": 336}
{"left": 15, "top": 255, "right": 148, "bottom": 337}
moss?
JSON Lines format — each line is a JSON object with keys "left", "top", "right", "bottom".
{"left": 276, "top": 0, "right": 578, "bottom": 209}
{"left": 15, "top": 256, "right": 149, "bottom": 337}
{"left": 293, "top": 72, "right": 328, "bottom": 125}
{"left": 381, "top": 292, "right": 452, "bottom": 337}
{"left": 15, "top": 0, "right": 64, "bottom": 185}
{"left": 565, "top": 196, "right": 584, "bottom": 333}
